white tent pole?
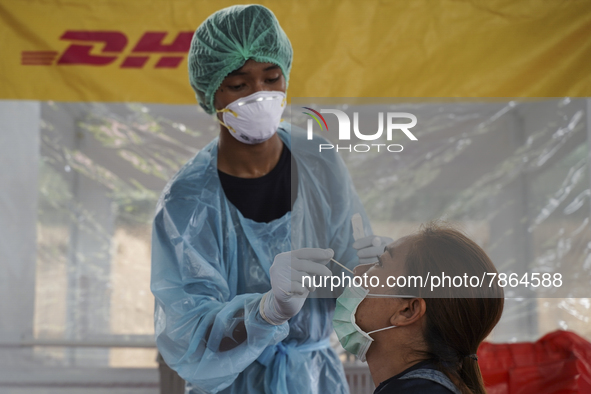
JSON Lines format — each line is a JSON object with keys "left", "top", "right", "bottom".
{"left": 0, "top": 100, "right": 40, "bottom": 364}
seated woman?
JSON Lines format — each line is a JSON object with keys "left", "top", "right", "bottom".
{"left": 334, "top": 222, "right": 504, "bottom": 394}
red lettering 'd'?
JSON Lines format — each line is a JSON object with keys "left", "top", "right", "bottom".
{"left": 57, "top": 31, "right": 127, "bottom": 66}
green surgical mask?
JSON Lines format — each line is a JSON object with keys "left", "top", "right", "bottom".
{"left": 333, "top": 285, "right": 414, "bottom": 362}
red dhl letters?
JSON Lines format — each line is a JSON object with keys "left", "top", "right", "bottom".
{"left": 21, "top": 30, "right": 194, "bottom": 68}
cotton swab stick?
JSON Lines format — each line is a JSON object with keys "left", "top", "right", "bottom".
{"left": 331, "top": 258, "right": 355, "bottom": 274}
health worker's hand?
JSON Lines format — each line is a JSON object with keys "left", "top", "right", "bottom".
{"left": 260, "top": 248, "right": 333, "bottom": 325}
{"left": 353, "top": 235, "right": 394, "bottom": 264}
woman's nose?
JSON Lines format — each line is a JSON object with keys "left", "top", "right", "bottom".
{"left": 353, "top": 263, "right": 374, "bottom": 277}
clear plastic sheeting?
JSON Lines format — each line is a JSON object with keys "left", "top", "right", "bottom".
{"left": 32, "top": 101, "right": 219, "bottom": 370}
{"left": 291, "top": 98, "right": 591, "bottom": 341}
{"left": 0, "top": 98, "right": 589, "bottom": 380}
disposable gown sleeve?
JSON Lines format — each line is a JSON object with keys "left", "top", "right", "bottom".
{"left": 151, "top": 198, "right": 289, "bottom": 393}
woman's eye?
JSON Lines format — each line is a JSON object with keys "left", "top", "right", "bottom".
{"left": 266, "top": 76, "right": 280, "bottom": 83}
{"left": 228, "top": 84, "right": 244, "bottom": 90}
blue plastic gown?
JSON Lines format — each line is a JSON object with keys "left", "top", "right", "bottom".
{"left": 151, "top": 124, "right": 372, "bottom": 394}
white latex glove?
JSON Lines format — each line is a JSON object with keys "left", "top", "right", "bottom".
{"left": 352, "top": 235, "right": 394, "bottom": 264}
{"left": 260, "top": 248, "right": 334, "bottom": 325}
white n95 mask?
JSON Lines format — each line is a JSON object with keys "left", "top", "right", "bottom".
{"left": 216, "top": 90, "right": 286, "bottom": 145}
{"left": 333, "top": 285, "right": 413, "bottom": 362}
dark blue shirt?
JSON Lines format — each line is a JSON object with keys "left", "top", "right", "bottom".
{"left": 218, "top": 141, "right": 298, "bottom": 223}
{"left": 374, "top": 360, "right": 457, "bottom": 394}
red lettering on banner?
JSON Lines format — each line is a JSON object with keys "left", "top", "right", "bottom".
{"left": 21, "top": 51, "right": 59, "bottom": 65}
{"left": 120, "top": 32, "right": 193, "bottom": 68}
{"left": 120, "top": 56, "right": 150, "bottom": 68}
{"left": 155, "top": 56, "right": 185, "bottom": 68}
{"left": 57, "top": 31, "right": 128, "bottom": 65}
{"left": 23, "top": 30, "right": 193, "bottom": 68}
{"left": 132, "top": 32, "right": 193, "bottom": 52}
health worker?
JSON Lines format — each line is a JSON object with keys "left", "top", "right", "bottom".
{"left": 150, "top": 5, "right": 391, "bottom": 394}
{"left": 333, "top": 223, "right": 505, "bottom": 394}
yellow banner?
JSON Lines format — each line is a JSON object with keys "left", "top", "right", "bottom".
{"left": 1, "top": 0, "right": 590, "bottom": 104}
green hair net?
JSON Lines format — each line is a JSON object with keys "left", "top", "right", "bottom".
{"left": 188, "top": 5, "right": 293, "bottom": 114}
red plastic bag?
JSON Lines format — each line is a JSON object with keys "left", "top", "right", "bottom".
{"left": 478, "top": 330, "right": 591, "bottom": 394}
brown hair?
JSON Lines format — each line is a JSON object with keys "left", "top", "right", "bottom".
{"left": 403, "top": 222, "right": 504, "bottom": 394}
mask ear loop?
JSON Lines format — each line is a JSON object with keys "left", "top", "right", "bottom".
{"left": 279, "top": 94, "right": 287, "bottom": 122}
{"left": 367, "top": 325, "right": 398, "bottom": 335}
{"left": 217, "top": 108, "right": 238, "bottom": 117}
{"left": 216, "top": 108, "right": 239, "bottom": 134}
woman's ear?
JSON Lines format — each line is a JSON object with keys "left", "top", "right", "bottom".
{"left": 390, "top": 298, "right": 426, "bottom": 327}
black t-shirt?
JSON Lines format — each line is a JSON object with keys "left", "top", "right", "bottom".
{"left": 218, "top": 142, "right": 298, "bottom": 223}
{"left": 373, "top": 360, "right": 456, "bottom": 394}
